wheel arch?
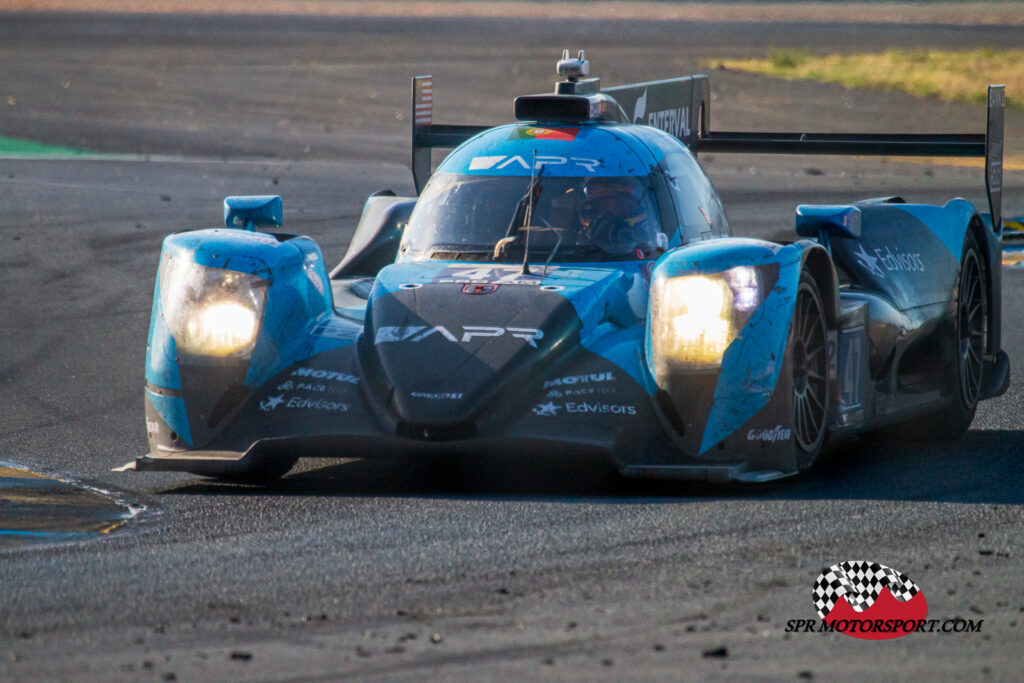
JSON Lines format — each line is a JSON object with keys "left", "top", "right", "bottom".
{"left": 798, "top": 243, "right": 840, "bottom": 331}
{"left": 965, "top": 211, "right": 998, "bottom": 356}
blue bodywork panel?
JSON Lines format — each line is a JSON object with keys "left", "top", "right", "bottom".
{"left": 136, "top": 105, "right": 1000, "bottom": 484}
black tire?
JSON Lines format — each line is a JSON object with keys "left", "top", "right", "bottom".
{"left": 791, "top": 272, "right": 830, "bottom": 471}
{"left": 906, "top": 230, "right": 987, "bottom": 439}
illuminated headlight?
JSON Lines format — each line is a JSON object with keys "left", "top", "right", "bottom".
{"left": 652, "top": 266, "right": 763, "bottom": 368}
{"left": 159, "top": 255, "right": 267, "bottom": 357}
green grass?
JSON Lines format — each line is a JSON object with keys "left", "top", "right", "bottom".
{"left": 0, "top": 135, "right": 89, "bottom": 157}
{"left": 706, "top": 48, "right": 1024, "bottom": 109}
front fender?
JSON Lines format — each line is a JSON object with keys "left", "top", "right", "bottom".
{"left": 646, "top": 238, "right": 830, "bottom": 464}
{"left": 145, "top": 228, "right": 343, "bottom": 451}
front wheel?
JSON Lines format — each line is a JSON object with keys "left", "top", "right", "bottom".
{"left": 791, "top": 272, "right": 830, "bottom": 471}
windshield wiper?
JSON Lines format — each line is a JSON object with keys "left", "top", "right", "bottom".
{"left": 492, "top": 157, "right": 544, "bottom": 273}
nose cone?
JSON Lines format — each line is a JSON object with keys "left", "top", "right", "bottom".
{"left": 366, "top": 279, "right": 582, "bottom": 427}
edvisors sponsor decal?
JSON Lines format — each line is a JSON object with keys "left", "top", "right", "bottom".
{"left": 532, "top": 401, "right": 636, "bottom": 417}
{"left": 260, "top": 394, "right": 349, "bottom": 413}
{"left": 853, "top": 244, "right": 925, "bottom": 279}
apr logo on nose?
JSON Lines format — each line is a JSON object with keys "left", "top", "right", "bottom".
{"left": 375, "top": 325, "right": 544, "bottom": 348}
{"left": 812, "top": 561, "right": 928, "bottom": 640}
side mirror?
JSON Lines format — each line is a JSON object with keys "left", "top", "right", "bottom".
{"left": 795, "top": 205, "right": 861, "bottom": 240}
{"left": 224, "top": 195, "right": 283, "bottom": 230}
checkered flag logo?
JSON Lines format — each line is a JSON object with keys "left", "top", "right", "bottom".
{"left": 812, "top": 561, "right": 920, "bottom": 619}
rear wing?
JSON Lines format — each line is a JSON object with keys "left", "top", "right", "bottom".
{"left": 699, "top": 83, "right": 1005, "bottom": 234}
{"left": 410, "top": 74, "right": 1004, "bottom": 233}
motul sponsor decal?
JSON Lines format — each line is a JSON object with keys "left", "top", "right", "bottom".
{"left": 543, "top": 372, "right": 614, "bottom": 389}
{"left": 291, "top": 367, "right": 360, "bottom": 384}
{"left": 375, "top": 325, "right": 544, "bottom": 348}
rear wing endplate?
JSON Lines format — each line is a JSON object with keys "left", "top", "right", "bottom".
{"left": 411, "top": 76, "right": 487, "bottom": 194}
{"left": 410, "top": 75, "right": 1004, "bottom": 232}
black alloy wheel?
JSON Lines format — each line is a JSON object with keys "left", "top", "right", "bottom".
{"left": 792, "top": 273, "right": 829, "bottom": 465}
{"left": 956, "top": 245, "right": 986, "bottom": 409}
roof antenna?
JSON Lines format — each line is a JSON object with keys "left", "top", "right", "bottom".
{"left": 555, "top": 49, "right": 598, "bottom": 95}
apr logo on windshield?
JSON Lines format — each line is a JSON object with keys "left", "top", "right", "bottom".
{"left": 375, "top": 325, "right": 544, "bottom": 348}
{"left": 468, "top": 155, "right": 601, "bottom": 173}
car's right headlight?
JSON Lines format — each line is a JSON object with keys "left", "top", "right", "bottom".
{"left": 651, "top": 266, "right": 764, "bottom": 369}
{"left": 159, "top": 254, "right": 268, "bottom": 357}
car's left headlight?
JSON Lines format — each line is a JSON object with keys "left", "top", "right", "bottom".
{"left": 159, "top": 255, "right": 268, "bottom": 357}
{"left": 651, "top": 266, "right": 763, "bottom": 368}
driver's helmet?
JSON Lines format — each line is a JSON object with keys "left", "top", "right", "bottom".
{"left": 578, "top": 177, "right": 650, "bottom": 246}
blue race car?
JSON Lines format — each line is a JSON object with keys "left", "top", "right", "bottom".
{"left": 121, "top": 51, "right": 1009, "bottom": 482}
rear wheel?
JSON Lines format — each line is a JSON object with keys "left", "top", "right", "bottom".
{"left": 792, "top": 272, "right": 830, "bottom": 470}
{"left": 907, "top": 231, "right": 986, "bottom": 438}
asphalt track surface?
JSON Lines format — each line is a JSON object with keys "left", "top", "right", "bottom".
{"left": 2, "top": 11, "right": 1023, "bottom": 681}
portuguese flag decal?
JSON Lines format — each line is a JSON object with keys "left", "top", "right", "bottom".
{"left": 508, "top": 127, "right": 580, "bottom": 141}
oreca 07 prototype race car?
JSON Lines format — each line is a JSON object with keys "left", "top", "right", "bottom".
{"left": 120, "top": 52, "right": 1010, "bottom": 482}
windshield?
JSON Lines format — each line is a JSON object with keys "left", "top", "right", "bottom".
{"left": 399, "top": 174, "right": 665, "bottom": 262}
